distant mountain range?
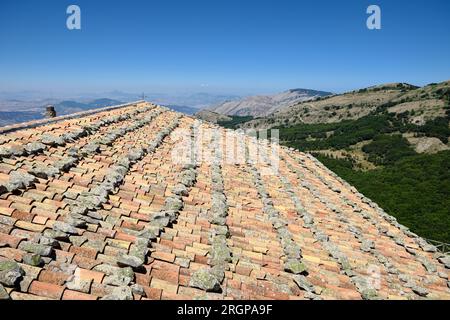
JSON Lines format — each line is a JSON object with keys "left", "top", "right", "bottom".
{"left": 144, "top": 92, "right": 241, "bottom": 109}
{"left": 53, "top": 98, "right": 123, "bottom": 116}
{"left": 0, "top": 94, "right": 226, "bottom": 127}
{"left": 203, "top": 88, "right": 332, "bottom": 117}
{"left": 0, "top": 90, "right": 243, "bottom": 127}
{"left": 193, "top": 110, "right": 232, "bottom": 123}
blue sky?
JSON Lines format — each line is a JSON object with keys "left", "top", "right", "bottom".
{"left": 0, "top": 0, "right": 449, "bottom": 96}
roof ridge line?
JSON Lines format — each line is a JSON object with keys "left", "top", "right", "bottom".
{"left": 0, "top": 100, "right": 145, "bottom": 135}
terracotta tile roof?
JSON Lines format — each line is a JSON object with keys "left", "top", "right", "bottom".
{"left": 0, "top": 101, "right": 449, "bottom": 300}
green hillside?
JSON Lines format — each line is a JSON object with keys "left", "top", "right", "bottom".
{"left": 218, "top": 115, "right": 254, "bottom": 129}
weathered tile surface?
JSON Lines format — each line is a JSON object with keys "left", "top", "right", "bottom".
{"left": 0, "top": 101, "right": 448, "bottom": 300}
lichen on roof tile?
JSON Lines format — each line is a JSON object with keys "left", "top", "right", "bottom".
{"left": 0, "top": 101, "right": 448, "bottom": 300}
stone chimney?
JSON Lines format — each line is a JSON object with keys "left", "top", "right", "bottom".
{"left": 44, "top": 105, "right": 57, "bottom": 118}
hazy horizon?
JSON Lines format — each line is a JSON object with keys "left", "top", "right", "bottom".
{"left": 1, "top": 76, "right": 449, "bottom": 103}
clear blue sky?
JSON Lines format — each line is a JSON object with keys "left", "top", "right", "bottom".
{"left": 0, "top": 0, "right": 449, "bottom": 95}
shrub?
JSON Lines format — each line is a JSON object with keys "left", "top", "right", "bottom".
{"left": 362, "top": 134, "right": 416, "bottom": 165}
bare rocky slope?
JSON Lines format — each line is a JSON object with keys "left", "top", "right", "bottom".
{"left": 204, "top": 88, "right": 332, "bottom": 117}
{"left": 193, "top": 110, "right": 232, "bottom": 123}
{"left": 240, "top": 81, "right": 450, "bottom": 129}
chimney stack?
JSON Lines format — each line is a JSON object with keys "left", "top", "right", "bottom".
{"left": 44, "top": 105, "right": 57, "bottom": 118}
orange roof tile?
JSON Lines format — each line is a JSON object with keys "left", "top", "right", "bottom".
{"left": 0, "top": 101, "right": 448, "bottom": 300}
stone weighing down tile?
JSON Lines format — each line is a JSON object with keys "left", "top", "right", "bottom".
{"left": 271, "top": 157, "right": 384, "bottom": 299}
{"left": 222, "top": 161, "right": 296, "bottom": 300}
{"left": 0, "top": 105, "right": 178, "bottom": 299}
{"left": 98, "top": 117, "right": 190, "bottom": 248}
{"left": 84, "top": 112, "right": 183, "bottom": 295}
{"left": 147, "top": 121, "right": 219, "bottom": 299}
{"left": 298, "top": 156, "right": 447, "bottom": 258}
{"left": 240, "top": 137, "right": 327, "bottom": 299}
{"left": 0, "top": 105, "right": 158, "bottom": 194}
{"left": 54, "top": 115, "right": 193, "bottom": 299}
{"left": 282, "top": 154, "right": 416, "bottom": 296}
{"left": 0, "top": 102, "right": 149, "bottom": 142}
{"left": 145, "top": 122, "right": 223, "bottom": 299}
{"left": 0, "top": 102, "right": 149, "bottom": 159}
{"left": 289, "top": 152, "right": 450, "bottom": 298}
{"left": 0, "top": 107, "right": 166, "bottom": 234}
{"left": 10, "top": 108, "right": 157, "bottom": 183}
{"left": 250, "top": 138, "right": 442, "bottom": 298}
{"left": 263, "top": 147, "right": 401, "bottom": 299}
{"left": 0, "top": 104, "right": 449, "bottom": 300}
{"left": 287, "top": 150, "right": 448, "bottom": 297}
{"left": 188, "top": 128, "right": 232, "bottom": 294}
